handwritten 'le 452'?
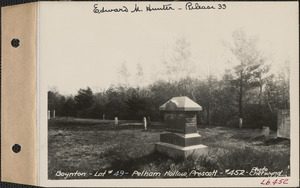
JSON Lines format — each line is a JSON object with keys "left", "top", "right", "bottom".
{"left": 261, "top": 179, "right": 288, "bottom": 185}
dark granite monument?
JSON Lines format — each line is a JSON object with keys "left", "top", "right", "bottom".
{"left": 155, "top": 96, "right": 208, "bottom": 158}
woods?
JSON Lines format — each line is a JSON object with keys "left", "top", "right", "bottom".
{"left": 48, "top": 30, "right": 290, "bottom": 130}
{"left": 48, "top": 71, "right": 289, "bottom": 130}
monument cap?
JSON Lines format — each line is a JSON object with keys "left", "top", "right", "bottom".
{"left": 159, "top": 96, "right": 202, "bottom": 112}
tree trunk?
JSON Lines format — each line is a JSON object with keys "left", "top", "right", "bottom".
{"left": 207, "top": 105, "right": 210, "bottom": 126}
{"left": 207, "top": 77, "right": 212, "bottom": 126}
{"left": 239, "top": 71, "right": 243, "bottom": 128}
{"left": 259, "top": 78, "right": 263, "bottom": 106}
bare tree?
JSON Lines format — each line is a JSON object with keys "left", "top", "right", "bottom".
{"left": 162, "top": 36, "right": 195, "bottom": 95}
{"left": 118, "top": 61, "right": 131, "bottom": 87}
{"left": 135, "top": 62, "right": 144, "bottom": 87}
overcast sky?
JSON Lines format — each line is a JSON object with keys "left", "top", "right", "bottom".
{"left": 39, "top": 2, "right": 298, "bottom": 95}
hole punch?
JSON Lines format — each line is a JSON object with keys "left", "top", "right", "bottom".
{"left": 12, "top": 144, "right": 21, "bottom": 153}
{"left": 11, "top": 38, "right": 20, "bottom": 48}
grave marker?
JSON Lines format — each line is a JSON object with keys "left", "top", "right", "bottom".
{"left": 114, "top": 117, "right": 118, "bottom": 126}
{"left": 143, "top": 117, "right": 147, "bottom": 130}
{"left": 155, "top": 96, "right": 208, "bottom": 158}
{"left": 277, "top": 109, "right": 290, "bottom": 139}
{"left": 262, "top": 126, "right": 270, "bottom": 138}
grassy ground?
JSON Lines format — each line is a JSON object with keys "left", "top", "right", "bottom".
{"left": 48, "top": 118, "right": 290, "bottom": 179}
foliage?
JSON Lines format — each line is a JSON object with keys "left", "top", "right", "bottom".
{"left": 48, "top": 69, "right": 289, "bottom": 129}
{"left": 48, "top": 90, "right": 65, "bottom": 117}
{"left": 47, "top": 31, "right": 289, "bottom": 129}
{"left": 162, "top": 36, "right": 195, "bottom": 82}
{"left": 210, "top": 75, "right": 238, "bottom": 126}
{"left": 226, "top": 29, "right": 271, "bottom": 127}
{"left": 105, "top": 86, "right": 128, "bottom": 119}
{"left": 62, "top": 97, "right": 76, "bottom": 117}
{"left": 74, "top": 87, "right": 94, "bottom": 110}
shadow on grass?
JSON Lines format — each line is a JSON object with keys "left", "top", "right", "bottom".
{"left": 105, "top": 146, "right": 290, "bottom": 179}
{"left": 116, "top": 124, "right": 164, "bottom": 131}
{"left": 105, "top": 150, "right": 218, "bottom": 179}
{"left": 48, "top": 146, "right": 290, "bottom": 179}
{"left": 49, "top": 119, "right": 165, "bottom": 132}
{"left": 110, "top": 150, "right": 170, "bottom": 171}
{"left": 264, "top": 138, "right": 290, "bottom": 146}
{"left": 248, "top": 136, "right": 290, "bottom": 146}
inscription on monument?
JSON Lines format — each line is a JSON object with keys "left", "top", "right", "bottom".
{"left": 164, "top": 113, "right": 197, "bottom": 134}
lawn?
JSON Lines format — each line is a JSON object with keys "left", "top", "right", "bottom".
{"left": 48, "top": 118, "right": 290, "bottom": 179}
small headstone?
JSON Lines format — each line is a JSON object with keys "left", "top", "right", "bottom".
{"left": 262, "top": 126, "right": 270, "bottom": 138}
{"left": 239, "top": 118, "right": 243, "bottom": 128}
{"left": 114, "top": 117, "right": 118, "bottom": 126}
{"left": 143, "top": 117, "right": 147, "bottom": 130}
{"left": 103, "top": 114, "right": 105, "bottom": 120}
{"left": 47, "top": 110, "right": 50, "bottom": 120}
{"left": 53, "top": 110, "right": 56, "bottom": 118}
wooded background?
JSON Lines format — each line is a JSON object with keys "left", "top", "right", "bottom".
{"left": 48, "top": 30, "right": 290, "bottom": 130}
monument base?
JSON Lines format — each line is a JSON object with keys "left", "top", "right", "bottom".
{"left": 155, "top": 142, "right": 208, "bottom": 158}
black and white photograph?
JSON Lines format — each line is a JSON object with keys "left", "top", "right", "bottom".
{"left": 41, "top": 1, "right": 298, "bottom": 186}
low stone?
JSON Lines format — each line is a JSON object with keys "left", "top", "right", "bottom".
{"left": 155, "top": 142, "right": 208, "bottom": 158}
{"left": 160, "top": 132, "right": 202, "bottom": 147}
{"left": 262, "top": 126, "right": 270, "bottom": 138}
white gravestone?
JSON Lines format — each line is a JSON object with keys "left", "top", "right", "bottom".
{"left": 143, "top": 117, "right": 147, "bottom": 130}
{"left": 114, "top": 117, "right": 118, "bottom": 126}
{"left": 239, "top": 118, "right": 243, "bottom": 128}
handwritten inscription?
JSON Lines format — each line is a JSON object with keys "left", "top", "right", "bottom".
{"left": 261, "top": 178, "right": 288, "bottom": 185}
{"left": 54, "top": 167, "right": 288, "bottom": 179}
{"left": 93, "top": 2, "right": 227, "bottom": 14}
{"left": 131, "top": 4, "right": 142, "bottom": 13}
{"left": 55, "top": 170, "right": 87, "bottom": 179}
{"left": 146, "top": 4, "right": 175, "bottom": 12}
{"left": 185, "top": 2, "right": 216, "bottom": 10}
{"left": 93, "top": 4, "right": 128, "bottom": 14}
{"left": 224, "top": 167, "right": 284, "bottom": 177}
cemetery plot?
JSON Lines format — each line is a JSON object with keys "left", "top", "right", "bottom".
{"left": 48, "top": 118, "right": 290, "bottom": 180}
{"left": 156, "top": 96, "right": 208, "bottom": 158}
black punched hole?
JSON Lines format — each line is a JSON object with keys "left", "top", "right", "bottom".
{"left": 12, "top": 144, "right": 21, "bottom": 153}
{"left": 11, "top": 38, "right": 20, "bottom": 48}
